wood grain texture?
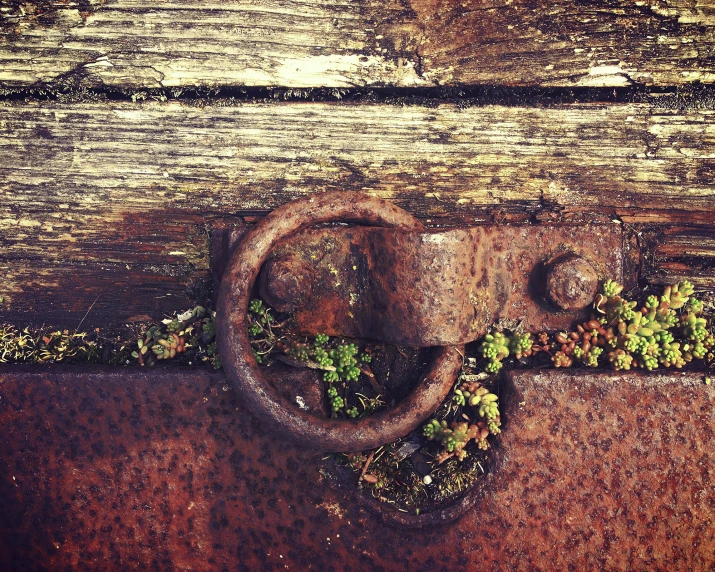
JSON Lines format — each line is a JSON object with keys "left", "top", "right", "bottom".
{"left": 643, "top": 226, "right": 715, "bottom": 287}
{"left": 1, "top": 100, "right": 713, "bottom": 326}
{"left": 0, "top": 261, "right": 201, "bottom": 328}
{"left": 1, "top": 0, "right": 715, "bottom": 89}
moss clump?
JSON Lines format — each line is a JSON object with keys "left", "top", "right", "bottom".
{"left": 0, "top": 325, "right": 103, "bottom": 364}
{"left": 0, "top": 305, "right": 221, "bottom": 368}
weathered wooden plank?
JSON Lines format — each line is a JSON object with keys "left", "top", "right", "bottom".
{"left": 0, "top": 261, "right": 204, "bottom": 329}
{"left": 642, "top": 225, "right": 715, "bottom": 287}
{"left": 0, "top": 0, "right": 420, "bottom": 89}
{"left": 1, "top": 0, "right": 715, "bottom": 89}
{"left": 1, "top": 100, "right": 714, "bottom": 326}
{"left": 2, "top": 100, "right": 714, "bottom": 216}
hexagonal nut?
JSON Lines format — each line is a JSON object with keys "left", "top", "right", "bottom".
{"left": 258, "top": 255, "right": 314, "bottom": 313}
{"left": 545, "top": 254, "right": 599, "bottom": 311}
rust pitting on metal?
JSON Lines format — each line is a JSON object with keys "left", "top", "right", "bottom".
{"left": 1, "top": 367, "right": 714, "bottom": 569}
{"left": 257, "top": 254, "right": 315, "bottom": 313}
{"left": 545, "top": 252, "right": 599, "bottom": 310}
{"left": 497, "top": 369, "right": 715, "bottom": 569}
{"left": 264, "top": 365, "right": 327, "bottom": 417}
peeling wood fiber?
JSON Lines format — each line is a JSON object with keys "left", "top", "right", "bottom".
{"left": 1, "top": 0, "right": 715, "bottom": 89}
{"left": 0, "top": 100, "right": 714, "bottom": 327}
{"left": 2, "top": 101, "right": 714, "bottom": 216}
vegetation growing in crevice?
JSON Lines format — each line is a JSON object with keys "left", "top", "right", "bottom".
{"left": 130, "top": 305, "right": 222, "bottom": 369}
{"left": 246, "top": 299, "right": 383, "bottom": 420}
{"left": 0, "top": 325, "right": 104, "bottom": 364}
{"left": 0, "top": 305, "right": 221, "bottom": 368}
{"left": 325, "top": 357, "right": 500, "bottom": 514}
{"left": 474, "top": 279, "right": 714, "bottom": 374}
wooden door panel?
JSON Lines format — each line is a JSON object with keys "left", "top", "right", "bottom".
{"left": 2, "top": 1, "right": 715, "bottom": 567}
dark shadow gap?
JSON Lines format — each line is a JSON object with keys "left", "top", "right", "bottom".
{"left": 1, "top": 83, "right": 715, "bottom": 109}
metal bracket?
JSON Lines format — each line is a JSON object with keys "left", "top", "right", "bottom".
{"left": 259, "top": 224, "right": 623, "bottom": 346}
{"left": 217, "top": 192, "right": 463, "bottom": 452}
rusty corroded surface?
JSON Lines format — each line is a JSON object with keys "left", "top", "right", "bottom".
{"left": 1, "top": 367, "right": 713, "bottom": 570}
{"left": 256, "top": 224, "right": 623, "bottom": 347}
{"left": 217, "top": 192, "right": 461, "bottom": 452}
{"left": 0, "top": 367, "right": 472, "bottom": 570}
{"left": 492, "top": 368, "right": 715, "bottom": 570}
{"left": 257, "top": 254, "right": 315, "bottom": 314}
{"left": 545, "top": 253, "right": 599, "bottom": 311}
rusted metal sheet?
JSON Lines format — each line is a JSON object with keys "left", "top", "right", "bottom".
{"left": 494, "top": 369, "right": 715, "bottom": 570}
{"left": 0, "top": 367, "right": 468, "bottom": 571}
{"left": 241, "top": 224, "right": 623, "bottom": 347}
{"left": 1, "top": 367, "right": 713, "bottom": 570}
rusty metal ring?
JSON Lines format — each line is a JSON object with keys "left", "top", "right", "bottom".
{"left": 217, "top": 191, "right": 463, "bottom": 452}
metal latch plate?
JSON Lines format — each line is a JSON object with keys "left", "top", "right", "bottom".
{"left": 260, "top": 224, "right": 624, "bottom": 346}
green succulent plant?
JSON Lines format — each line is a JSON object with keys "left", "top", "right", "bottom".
{"left": 423, "top": 419, "right": 447, "bottom": 440}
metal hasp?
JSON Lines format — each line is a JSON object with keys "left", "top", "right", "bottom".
{"left": 217, "top": 192, "right": 623, "bottom": 451}
{"left": 1, "top": 368, "right": 712, "bottom": 569}
{"left": 262, "top": 224, "right": 622, "bottom": 346}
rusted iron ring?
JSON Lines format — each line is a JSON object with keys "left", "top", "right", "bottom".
{"left": 217, "top": 192, "right": 463, "bottom": 452}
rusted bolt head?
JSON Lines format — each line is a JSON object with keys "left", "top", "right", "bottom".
{"left": 545, "top": 254, "right": 599, "bottom": 311}
{"left": 258, "top": 254, "right": 314, "bottom": 313}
